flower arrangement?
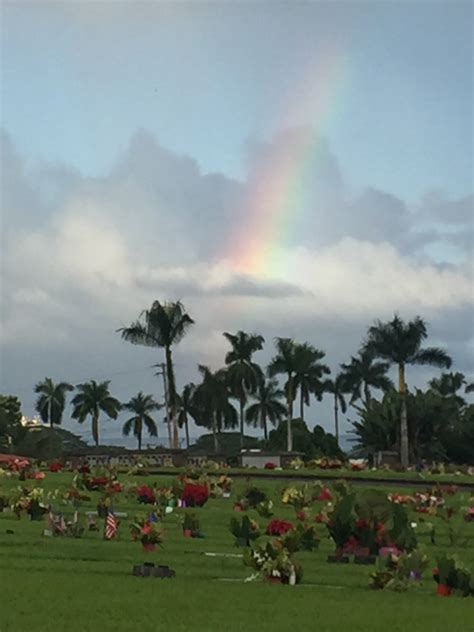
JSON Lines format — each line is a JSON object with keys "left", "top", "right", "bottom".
{"left": 264, "top": 462, "right": 276, "bottom": 470}
{"left": 11, "top": 486, "right": 48, "bottom": 520}
{"left": 289, "top": 457, "right": 305, "bottom": 470}
{"left": 84, "top": 476, "right": 110, "bottom": 492}
{"left": 433, "top": 554, "right": 474, "bottom": 596}
{"left": 136, "top": 485, "right": 156, "bottom": 505}
{"left": 243, "top": 486, "right": 268, "bottom": 508}
{"left": 255, "top": 499, "right": 274, "bottom": 518}
{"left": 266, "top": 519, "right": 294, "bottom": 536}
{"left": 281, "top": 484, "right": 313, "bottom": 511}
{"left": 181, "top": 512, "right": 202, "bottom": 537}
{"left": 130, "top": 516, "right": 164, "bottom": 552}
{"left": 230, "top": 515, "right": 261, "bottom": 547}
{"left": 181, "top": 483, "right": 209, "bottom": 507}
{"left": 369, "top": 550, "right": 429, "bottom": 591}
{"left": 306, "top": 457, "right": 343, "bottom": 470}
{"left": 77, "top": 464, "right": 90, "bottom": 474}
{"left": 48, "top": 462, "right": 63, "bottom": 473}
{"left": 244, "top": 541, "right": 302, "bottom": 585}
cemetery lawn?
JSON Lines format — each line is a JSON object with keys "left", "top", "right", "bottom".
{"left": 1, "top": 474, "right": 473, "bottom": 632}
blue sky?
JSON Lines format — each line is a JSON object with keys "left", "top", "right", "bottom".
{"left": 1, "top": 2, "right": 472, "bottom": 446}
{"left": 2, "top": 1, "right": 472, "bottom": 200}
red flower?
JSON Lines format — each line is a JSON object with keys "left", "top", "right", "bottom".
{"left": 78, "top": 465, "right": 90, "bottom": 474}
{"left": 316, "top": 487, "right": 332, "bottom": 501}
{"left": 264, "top": 462, "right": 276, "bottom": 469}
{"left": 181, "top": 483, "right": 209, "bottom": 507}
{"left": 296, "top": 511, "right": 307, "bottom": 521}
{"left": 137, "top": 485, "right": 156, "bottom": 504}
{"left": 266, "top": 519, "right": 294, "bottom": 536}
{"left": 48, "top": 462, "right": 63, "bottom": 472}
{"left": 141, "top": 522, "right": 152, "bottom": 535}
{"left": 355, "top": 519, "right": 368, "bottom": 529}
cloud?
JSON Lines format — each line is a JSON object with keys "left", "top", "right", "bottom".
{"left": 1, "top": 128, "right": 472, "bottom": 438}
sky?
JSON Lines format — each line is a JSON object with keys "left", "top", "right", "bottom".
{"left": 1, "top": 1, "right": 473, "bottom": 448}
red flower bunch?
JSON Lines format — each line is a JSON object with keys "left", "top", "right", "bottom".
{"left": 106, "top": 482, "right": 122, "bottom": 494}
{"left": 86, "top": 476, "right": 109, "bottom": 491}
{"left": 316, "top": 487, "right": 332, "bottom": 501}
{"left": 181, "top": 483, "right": 209, "bottom": 507}
{"left": 48, "top": 462, "right": 63, "bottom": 473}
{"left": 264, "top": 462, "right": 276, "bottom": 470}
{"left": 77, "top": 465, "right": 90, "bottom": 474}
{"left": 266, "top": 519, "right": 294, "bottom": 536}
{"left": 137, "top": 485, "right": 156, "bottom": 504}
{"left": 296, "top": 510, "right": 308, "bottom": 521}
{"left": 314, "top": 511, "right": 329, "bottom": 524}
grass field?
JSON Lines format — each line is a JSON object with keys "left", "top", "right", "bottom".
{"left": 1, "top": 472, "right": 473, "bottom": 632}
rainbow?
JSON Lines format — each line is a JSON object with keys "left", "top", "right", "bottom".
{"left": 228, "top": 46, "right": 350, "bottom": 276}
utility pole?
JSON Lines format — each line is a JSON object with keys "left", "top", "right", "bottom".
{"left": 154, "top": 362, "right": 172, "bottom": 449}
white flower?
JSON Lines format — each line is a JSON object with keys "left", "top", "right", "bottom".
{"left": 410, "top": 522, "right": 417, "bottom": 528}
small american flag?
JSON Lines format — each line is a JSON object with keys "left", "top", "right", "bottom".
{"left": 105, "top": 511, "right": 118, "bottom": 540}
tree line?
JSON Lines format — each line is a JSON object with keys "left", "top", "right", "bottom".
{"left": 1, "top": 300, "right": 472, "bottom": 465}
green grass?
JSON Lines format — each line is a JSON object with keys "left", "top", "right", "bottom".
{"left": 1, "top": 473, "right": 473, "bottom": 631}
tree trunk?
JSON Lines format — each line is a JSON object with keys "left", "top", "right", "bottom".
{"left": 300, "top": 388, "right": 304, "bottom": 422}
{"left": 92, "top": 413, "right": 99, "bottom": 447}
{"left": 49, "top": 400, "right": 53, "bottom": 429}
{"left": 212, "top": 414, "right": 218, "bottom": 453}
{"left": 364, "top": 382, "right": 371, "bottom": 408}
{"left": 398, "top": 363, "right": 409, "bottom": 468}
{"left": 287, "top": 374, "right": 293, "bottom": 452}
{"left": 334, "top": 393, "right": 339, "bottom": 444}
{"left": 138, "top": 432, "right": 142, "bottom": 451}
{"left": 165, "top": 346, "right": 179, "bottom": 449}
{"left": 263, "top": 411, "right": 268, "bottom": 442}
{"left": 184, "top": 415, "right": 190, "bottom": 450}
{"left": 239, "top": 397, "right": 245, "bottom": 448}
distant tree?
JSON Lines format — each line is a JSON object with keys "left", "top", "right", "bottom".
{"left": 223, "top": 331, "right": 264, "bottom": 447}
{"left": 340, "top": 347, "right": 393, "bottom": 407}
{"left": 122, "top": 392, "right": 161, "bottom": 450}
{"left": 293, "top": 343, "right": 330, "bottom": 422}
{"left": 268, "top": 338, "right": 300, "bottom": 451}
{"left": 193, "top": 365, "right": 237, "bottom": 453}
{"left": 0, "top": 394, "right": 24, "bottom": 452}
{"left": 246, "top": 378, "right": 286, "bottom": 441}
{"left": 118, "top": 300, "right": 194, "bottom": 449}
{"left": 429, "top": 372, "right": 468, "bottom": 407}
{"left": 366, "top": 315, "right": 451, "bottom": 467}
{"left": 34, "top": 378, "right": 73, "bottom": 428}
{"left": 71, "top": 380, "right": 121, "bottom": 447}
{"left": 176, "top": 383, "right": 198, "bottom": 449}
{"left": 323, "top": 374, "right": 348, "bottom": 445}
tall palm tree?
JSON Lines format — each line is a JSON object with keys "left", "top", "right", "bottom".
{"left": 176, "top": 383, "right": 198, "bottom": 450}
{"left": 268, "top": 338, "right": 300, "bottom": 452}
{"left": 366, "top": 314, "right": 452, "bottom": 467}
{"left": 223, "top": 330, "right": 264, "bottom": 447}
{"left": 193, "top": 365, "right": 237, "bottom": 453}
{"left": 246, "top": 378, "right": 286, "bottom": 441}
{"left": 429, "top": 371, "right": 467, "bottom": 407}
{"left": 118, "top": 300, "right": 194, "bottom": 449}
{"left": 71, "top": 380, "right": 121, "bottom": 447}
{"left": 34, "top": 377, "right": 73, "bottom": 428}
{"left": 122, "top": 392, "right": 161, "bottom": 450}
{"left": 323, "top": 374, "right": 348, "bottom": 444}
{"left": 340, "top": 347, "right": 393, "bottom": 407}
{"left": 293, "top": 343, "right": 330, "bottom": 422}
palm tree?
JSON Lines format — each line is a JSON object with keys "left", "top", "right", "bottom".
{"left": 34, "top": 378, "right": 73, "bottom": 428}
{"left": 366, "top": 315, "right": 452, "bottom": 467}
{"left": 118, "top": 300, "right": 194, "bottom": 449}
{"left": 223, "top": 331, "right": 264, "bottom": 447}
{"left": 122, "top": 392, "right": 161, "bottom": 450}
{"left": 293, "top": 343, "right": 330, "bottom": 422}
{"left": 246, "top": 378, "right": 286, "bottom": 441}
{"left": 176, "top": 383, "right": 198, "bottom": 449}
{"left": 340, "top": 347, "right": 393, "bottom": 407}
{"left": 323, "top": 374, "right": 348, "bottom": 444}
{"left": 429, "top": 372, "right": 467, "bottom": 407}
{"left": 71, "top": 380, "right": 121, "bottom": 447}
{"left": 193, "top": 365, "right": 237, "bottom": 453}
{"left": 268, "top": 338, "right": 301, "bottom": 452}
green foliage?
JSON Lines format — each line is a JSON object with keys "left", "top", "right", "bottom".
{"left": 0, "top": 394, "right": 24, "bottom": 451}
{"left": 34, "top": 378, "right": 73, "bottom": 427}
{"left": 230, "top": 515, "right": 261, "bottom": 547}
{"left": 434, "top": 554, "right": 474, "bottom": 595}
{"left": 369, "top": 550, "right": 429, "bottom": 591}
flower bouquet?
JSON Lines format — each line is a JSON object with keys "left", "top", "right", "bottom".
{"left": 136, "top": 485, "right": 156, "bottom": 505}
{"left": 369, "top": 550, "right": 428, "bottom": 591}
{"left": 244, "top": 541, "right": 302, "bottom": 585}
{"left": 181, "top": 483, "right": 209, "bottom": 507}
{"left": 433, "top": 554, "right": 474, "bottom": 597}
{"left": 266, "top": 519, "right": 294, "bottom": 537}
{"left": 48, "top": 462, "right": 63, "bottom": 473}
{"left": 181, "top": 511, "right": 203, "bottom": 538}
{"left": 130, "top": 517, "right": 164, "bottom": 552}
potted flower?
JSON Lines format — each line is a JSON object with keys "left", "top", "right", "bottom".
{"left": 181, "top": 512, "right": 201, "bottom": 538}
{"left": 433, "top": 554, "right": 473, "bottom": 597}
{"left": 244, "top": 541, "right": 302, "bottom": 585}
{"left": 181, "top": 483, "right": 209, "bottom": 507}
{"left": 130, "top": 517, "right": 164, "bottom": 553}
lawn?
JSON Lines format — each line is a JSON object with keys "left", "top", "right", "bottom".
{"left": 1, "top": 472, "right": 473, "bottom": 632}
